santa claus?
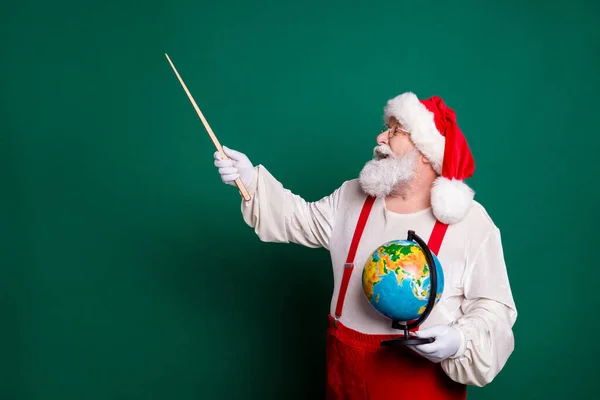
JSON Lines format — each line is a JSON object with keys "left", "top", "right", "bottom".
{"left": 213, "top": 92, "right": 517, "bottom": 399}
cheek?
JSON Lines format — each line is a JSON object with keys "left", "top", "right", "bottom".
{"left": 389, "top": 138, "right": 411, "bottom": 155}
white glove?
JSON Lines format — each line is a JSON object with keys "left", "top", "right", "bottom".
{"left": 409, "top": 324, "right": 463, "bottom": 363}
{"left": 213, "top": 146, "right": 255, "bottom": 188}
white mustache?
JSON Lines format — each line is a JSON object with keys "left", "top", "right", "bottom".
{"left": 373, "top": 144, "right": 395, "bottom": 158}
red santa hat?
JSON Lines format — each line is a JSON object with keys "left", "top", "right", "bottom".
{"left": 383, "top": 92, "right": 476, "bottom": 224}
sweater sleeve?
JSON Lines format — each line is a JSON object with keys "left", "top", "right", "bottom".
{"left": 240, "top": 165, "right": 343, "bottom": 250}
{"left": 441, "top": 228, "right": 518, "bottom": 387}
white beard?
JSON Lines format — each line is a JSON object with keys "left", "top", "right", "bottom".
{"left": 358, "top": 145, "right": 419, "bottom": 198}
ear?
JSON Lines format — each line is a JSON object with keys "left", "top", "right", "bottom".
{"left": 421, "top": 155, "right": 431, "bottom": 164}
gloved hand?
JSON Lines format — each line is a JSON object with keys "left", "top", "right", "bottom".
{"left": 409, "top": 324, "right": 463, "bottom": 363}
{"left": 213, "top": 146, "right": 255, "bottom": 188}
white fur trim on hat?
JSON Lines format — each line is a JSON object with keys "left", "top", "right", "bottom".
{"left": 384, "top": 92, "right": 445, "bottom": 174}
{"left": 430, "top": 176, "right": 475, "bottom": 225}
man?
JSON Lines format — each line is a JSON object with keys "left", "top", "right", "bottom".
{"left": 213, "top": 92, "right": 517, "bottom": 399}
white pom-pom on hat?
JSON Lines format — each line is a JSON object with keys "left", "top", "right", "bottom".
{"left": 431, "top": 176, "right": 475, "bottom": 225}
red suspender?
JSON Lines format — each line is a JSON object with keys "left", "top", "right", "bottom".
{"left": 333, "top": 196, "right": 449, "bottom": 324}
{"left": 334, "top": 196, "right": 376, "bottom": 322}
{"left": 428, "top": 220, "right": 449, "bottom": 255}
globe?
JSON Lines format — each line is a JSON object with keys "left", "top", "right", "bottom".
{"left": 362, "top": 239, "right": 444, "bottom": 322}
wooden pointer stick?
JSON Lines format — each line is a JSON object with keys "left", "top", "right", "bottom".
{"left": 165, "top": 53, "right": 251, "bottom": 201}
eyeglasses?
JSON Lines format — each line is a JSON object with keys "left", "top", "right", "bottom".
{"left": 381, "top": 123, "right": 410, "bottom": 138}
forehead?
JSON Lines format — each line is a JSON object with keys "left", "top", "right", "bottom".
{"left": 387, "top": 116, "right": 406, "bottom": 128}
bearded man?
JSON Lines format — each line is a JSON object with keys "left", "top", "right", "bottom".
{"left": 213, "top": 92, "right": 517, "bottom": 399}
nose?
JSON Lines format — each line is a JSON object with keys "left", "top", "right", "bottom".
{"left": 377, "top": 130, "right": 389, "bottom": 145}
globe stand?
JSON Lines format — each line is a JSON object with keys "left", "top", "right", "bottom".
{"left": 380, "top": 230, "right": 438, "bottom": 347}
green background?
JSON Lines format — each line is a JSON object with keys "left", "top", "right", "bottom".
{"left": 1, "top": 0, "right": 598, "bottom": 398}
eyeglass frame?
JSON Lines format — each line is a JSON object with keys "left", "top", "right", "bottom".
{"left": 381, "top": 123, "right": 411, "bottom": 138}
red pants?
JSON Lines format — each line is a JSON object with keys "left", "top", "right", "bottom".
{"left": 326, "top": 315, "right": 467, "bottom": 399}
